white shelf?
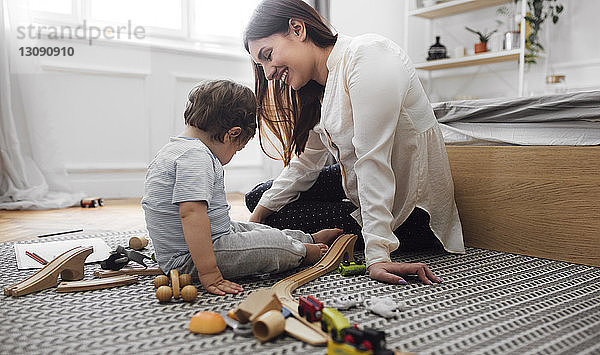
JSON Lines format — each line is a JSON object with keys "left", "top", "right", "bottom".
{"left": 415, "top": 49, "right": 521, "bottom": 70}
{"left": 409, "top": 0, "right": 512, "bottom": 19}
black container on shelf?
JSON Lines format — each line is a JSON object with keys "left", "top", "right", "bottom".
{"left": 427, "top": 36, "right": 448, "bottom": 61}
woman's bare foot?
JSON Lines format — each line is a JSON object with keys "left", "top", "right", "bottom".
{"left": 302, "top": 243, "right": 328, "bottom": 265}
{"left": 312, "top": 228, "right": 344, "bottom": 246}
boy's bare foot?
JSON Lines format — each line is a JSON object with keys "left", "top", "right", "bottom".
{"left": 302, "top": 243, "right": 328, "bottom": 265}
{"left": 312, "top": 228, "right": 344, "bottom": 246}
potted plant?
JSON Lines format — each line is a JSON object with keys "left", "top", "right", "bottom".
{"left": 465, "top": 27, "right": 497, "bottom": 54}
{"left": 497, "top": 0, "right": 564, "bottom": 64}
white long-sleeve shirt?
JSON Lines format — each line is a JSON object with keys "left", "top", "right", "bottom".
{"left": 258, "top": 34, "right": 465, "bottom": 266}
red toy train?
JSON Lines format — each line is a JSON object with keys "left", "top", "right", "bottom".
{"left": 298, "top": 295, "right": 324, "bottom": 322}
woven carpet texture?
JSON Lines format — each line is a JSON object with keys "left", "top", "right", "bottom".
{"left": 1, "top": 231, "right": 599, "bottom": 354}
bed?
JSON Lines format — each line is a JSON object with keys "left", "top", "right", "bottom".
{"left": 435, "top": 91, "right": 600, "bottom": 267}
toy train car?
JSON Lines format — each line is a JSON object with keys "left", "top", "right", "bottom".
{"left": 298, "top": 295, "right": 324, "bottom": 322}
{"left": 321, "top": 307, "right": 351, "bottom": 341}
{"left": 80, "top": 197, "right": 104, "bottom": 208}
{"left": 339, "top": 260, "right": 366, "bottom": 276}
{"left": 327, "top": 326, "right": 393, "bottom": 355}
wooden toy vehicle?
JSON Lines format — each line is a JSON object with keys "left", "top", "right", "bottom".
{"left": 339, "top": 260, "right": 366, "bottom": 276}
{"left": 298, "top": 295, "right": 324, "bottom": 322}
{"left": 320, "top": 307, "right": 351, "bottom": 341}
{"left": 80, "top": 197, "right": 104, "bottom": 208}
{"left": 327, "top": 326, "right": 393, "bottom": 355}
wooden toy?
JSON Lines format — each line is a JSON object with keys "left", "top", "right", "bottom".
{"left": 181, "top": 285, "right": 198, "bottom": 302}
{"left": 271, "top": 233, "right": 358, "bottom": 345}
{"left": 154, "top": 275, "right": 169, "bottom": 289}
{"left": 179, "top": 273, "right": 192, "bottom": 287}
{"left": 252, "top": 310, "right": 286, "bottom": 342}
{"left": 128, "top": 236, "right": 149, "bottom": 250}
{"left": 170, "top": 269, "right": 180, "bottom": 299}
{"left": 189, "top": 311, "right": 227, "bottom": 334}
{"left": 156, "top": 285, "right": 173, "bottom": 302}
{"left": 57, "top": 275, "right": 138, "bottom": 292}
{"left": 298, "top": 295, "right": 324, "bottom": 322}
{"left": 4, "top": 246, "right": 93, "bottom": 297}
{"left": 233, "top": 288, "right": 282, "bottom": 324}
{"left": 94, "top": 267, "right": 164, "bottom": 278}
{"left": 227, "top": 309, "right": 239, "bottom": 322}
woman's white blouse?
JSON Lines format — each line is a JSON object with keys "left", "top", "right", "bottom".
{"left": 258, "top": 34, "right": 465, "bottom": 266}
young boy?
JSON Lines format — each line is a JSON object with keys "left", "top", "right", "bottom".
{"left": 142, "top": 80, "right": 342, "bottom": 295}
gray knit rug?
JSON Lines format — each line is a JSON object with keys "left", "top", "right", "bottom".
{"left": 1, "top": 230, "right": 598, "bottom": 355}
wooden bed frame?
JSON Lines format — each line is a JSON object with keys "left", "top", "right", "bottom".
{"left": 446, "top": 145, "right": 600, "bottom": 267}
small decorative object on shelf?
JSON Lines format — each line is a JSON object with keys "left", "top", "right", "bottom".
{"left": 427, "top": 36, "right": 448, "bottom": 60}
{"left": 465, "top": 26, "right": 497, "bottom": 54}
{"left": 545, "top": 74, "right": 566, "bottom": 93}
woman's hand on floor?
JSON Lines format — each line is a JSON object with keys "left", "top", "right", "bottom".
{"left": 249, "top": 205, "right": 274, "bottom": 224}
{"left": 367, "top": 261, "right": 443, "bottom": 285}
{"left": 198, "top": 269, "right": 244, "bottom": 296}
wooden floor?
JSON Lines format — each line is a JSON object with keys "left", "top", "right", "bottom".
{"left": 0, "top": 193, "right": 251, "bottom": 243}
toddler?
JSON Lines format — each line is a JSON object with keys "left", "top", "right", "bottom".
{"left": 142, "top": 80, "right": 342, "bottom": 295}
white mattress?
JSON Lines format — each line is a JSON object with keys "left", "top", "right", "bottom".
{"left": 433, "top": 91, "right": 600, "bottom": 146}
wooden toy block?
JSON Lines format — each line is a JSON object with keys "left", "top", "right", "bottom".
{"left": 233, "top": 288, "right": 282, "bottom": 324}
{"left": 3, "top": 246, "right": 94, "bottom": 297}
{"left": 57, "top": 275, "right": 138, "bottom": 292}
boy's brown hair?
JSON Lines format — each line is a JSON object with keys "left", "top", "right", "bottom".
{"left": 184, "top": 80, "right": 257, "bottom": 144}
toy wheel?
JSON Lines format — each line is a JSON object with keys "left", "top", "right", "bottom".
{"left": 321, "top": 320, "right": 327, "bottom": 332}
{"left": 331, "top": 328, "right": 339, "bottom": 342}
{"left": 314, "top": 310, "right": 322, "bottom": 321}
{"left": 298, "top": 306, "right": 304, "bottom": 317}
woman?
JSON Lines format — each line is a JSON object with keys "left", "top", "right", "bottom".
{"left": 243, "top": 0, "right": 465, "bottom": 285}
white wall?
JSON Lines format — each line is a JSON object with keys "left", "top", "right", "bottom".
{"left": 11, "top": 0, "right": 599, "bottom": 199}
{"left": 330, "top": 0, "right": 600, "bottom": 101}
{"left": 10, "top": 36, "right": 276, "bottom": 198}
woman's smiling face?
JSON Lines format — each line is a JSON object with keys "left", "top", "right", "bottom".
{"left": 248, "top": 22, "right": 314, "bottom": 91}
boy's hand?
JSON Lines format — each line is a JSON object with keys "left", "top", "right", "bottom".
{"left": 198, "top": 268, "right": 244, "bottom": 296}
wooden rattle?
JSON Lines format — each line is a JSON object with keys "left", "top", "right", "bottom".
{"left": 154, "top": 272, "right": 195, "bottom": 302}
{"left": 156, "top": 285, "right": 172, "bottom": 302}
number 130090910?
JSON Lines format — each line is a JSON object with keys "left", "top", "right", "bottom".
{"left": 19, "top": 46, "right": 74, "bottom": 56}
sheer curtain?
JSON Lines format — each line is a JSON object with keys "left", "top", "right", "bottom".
{"left": 0, "top": 0, "right": 83, "bottom": 210}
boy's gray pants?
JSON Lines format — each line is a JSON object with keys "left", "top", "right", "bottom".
{"left": 177, "top": 221, "right": 313, "bottom": 280}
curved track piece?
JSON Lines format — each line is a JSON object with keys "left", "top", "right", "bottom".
{"left": 272, "top": 234, "right": 357, "bottom": 345}
{"left": 4, "top": 246, "right": 93, "bottom": 297}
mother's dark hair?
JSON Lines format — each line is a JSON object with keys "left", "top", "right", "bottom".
{"left": 243, "top": 0, "right": 337, "bottom": 165}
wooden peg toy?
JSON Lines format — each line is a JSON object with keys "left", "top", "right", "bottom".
{"left": 179, "top": 273, "right": 192, "bottom": 287}
{"left": 170, "top": 269, "right": 180, "bottom": 299}
{"left": 128, "top": 236, "right": 149, "bottom": 250}
{"left": 153, "top": 272, "right": 194, "bottom": 303}
{"left": 156, "top": 285, "right": 173, "bottom": 302}
{"left": 154, "top": 275, "right": 169, "bottom": 289}
{"left": 181, "top": 285, "right": 198, "bottom": 302}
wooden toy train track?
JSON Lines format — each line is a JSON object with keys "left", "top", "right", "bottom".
{"left": 272, "top": 233, "right": 358, "bottom": 345}
{"left": 4, "top": 246, "right": 94, "bottom": 297}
